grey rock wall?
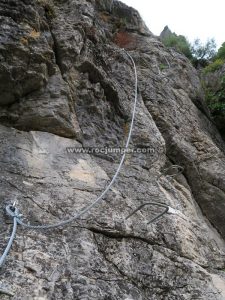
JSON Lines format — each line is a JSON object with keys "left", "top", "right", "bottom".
{"left": 0, "top": 0, "right": 225, "bottom": 299}
{"left": 202, "top": 63, "right": 225, "bottom": 139}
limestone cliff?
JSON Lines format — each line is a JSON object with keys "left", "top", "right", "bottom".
{"left": 202, "top": 63, "right": 225, "bottom": 140}
{"left": 0, "top": 0, "right": 225, "bottom": 299}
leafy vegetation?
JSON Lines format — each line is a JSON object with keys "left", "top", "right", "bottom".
{"left": 204, "top": 75, "right": 225, "bottom": 115}
{"left": 160, "top": 27, "right": 218, "bottom": 68}
{"left": 203, "top": 58, "right": 224, "bottom": 74}
{"left": 191, "top": 38, "right": 217, "bottom": 68}
{"left": 160, "top": 26, "right": 225, "bottom": 127}
{"left": 191, "top": 38, "right": 216, "bottom": 60}
{"left": 162, "top": 33, "right": 193, "bottom": 59}
{"left": 216, "top": 42, "right": 225, "bottom": 60}
{"left": 202, "top": 41, "right": 225, "bottom": 74}
{"left": 159, "top": 63, "right": 167, "bottom": 71}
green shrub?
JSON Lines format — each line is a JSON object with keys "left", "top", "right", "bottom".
{"left": 159, "top": 63, "right": 167, "bottom": 71}
{"left": 205, "top": 75, "right": 225, "bottom": 114}
{"left": 204, "top": 58, "right": 224, "bottom": 73}
{"left": 160, "top": 27, "right": 225, "bottom": 71}
{"left": 208, "top": 102, "right": 225, "bottom": 112}
{"left": 162, "top": 34, "right": 192, "bottom": 59}
{"left": 216, "top": 42, "right": 225, "bottom": 60}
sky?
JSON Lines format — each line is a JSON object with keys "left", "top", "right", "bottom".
{"left": 120, "top": 0, "right": 225, "bottom": 48}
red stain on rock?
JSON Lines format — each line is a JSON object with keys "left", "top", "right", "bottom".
{"left": 114, "top": 31, "right": 137, "bottom": 49}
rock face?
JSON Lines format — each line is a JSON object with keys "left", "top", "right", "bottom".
{"left": 0, "top": 0, "right": 225, "bottom": 299}
{"left": 159, "top": 25, "right": 173, "bottom": 40}
{"left": 202, "top": 63, "right": 225, "bottom": 139}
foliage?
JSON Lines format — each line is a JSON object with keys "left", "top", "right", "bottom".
{"left": 160, "top": 27, "right": 220, "bottom": 68}
{"left": 202, "top": 43, "right": 225, "bottom": 117}
{"left": 159, "top": 63, "right": 167, "bottom": 71}
{"left": 160, "top": 28, "right": 225, "bottom": 116}
{"left": 216, "top": 42, "right": 225, "bottom": 60}
{"left": 205, "top": 75, "right": 225, "bottom": 114}
{"left": 162, "top": 34, "right": 193, "bottom": 59}
{"left": 203, "top": 58, "right": 225, "bottom": 74}
{"left": 191, "top": 38, "right": 216, "bottom": 60}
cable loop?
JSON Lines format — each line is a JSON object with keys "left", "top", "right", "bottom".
{"left": 6, "top": 205, "right": 20, "bottom": 219}
{"left": 0, "top": 49, "right": 140, "bottom": 267}
{"left": 1, "top": 50, "right": 180, "bottom": 268}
